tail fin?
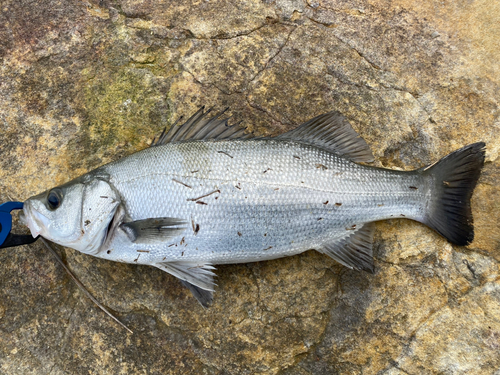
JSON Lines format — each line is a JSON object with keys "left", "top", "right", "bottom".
{"left": 421, "top": 142, "right": 485, "bottom": 246}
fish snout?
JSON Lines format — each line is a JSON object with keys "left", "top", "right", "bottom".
{"left": 22, "top": 201, "right": 46, "bottom": 238}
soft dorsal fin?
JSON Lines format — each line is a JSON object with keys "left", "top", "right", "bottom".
{"left": 319, "top": 222, "right": 375, "bottom": 273}
{"left": 276, "top": 111, "right": 374, "bottom": 162}
{"left": 151, "top": 107, "right": 253, "bottom": 146}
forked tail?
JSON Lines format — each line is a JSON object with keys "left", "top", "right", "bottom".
{"left": 421, "top": 142, "right": 486, "bottom": 246}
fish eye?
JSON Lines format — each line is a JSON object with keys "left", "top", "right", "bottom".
{"left": 47, "top": 188, "right": 63, "bottom": 210}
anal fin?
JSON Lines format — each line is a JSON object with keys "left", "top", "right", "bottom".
{"left": 319, "top": 223, "right": 375, "bottom": 273}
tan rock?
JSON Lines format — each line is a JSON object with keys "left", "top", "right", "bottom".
{"left": 0, "top": 0, "right": 498, "bottom": 374}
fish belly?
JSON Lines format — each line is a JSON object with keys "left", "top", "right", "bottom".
{"left": 100, "top": 139, "right": 426, "bottom": 265}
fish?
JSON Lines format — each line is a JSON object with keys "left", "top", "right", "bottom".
{"left": 21, "top": 107, "right": 486, "bottom": 307}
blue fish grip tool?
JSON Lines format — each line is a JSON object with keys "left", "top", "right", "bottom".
{"left": 0, "top": 201, "right": 38, "bottom": 249}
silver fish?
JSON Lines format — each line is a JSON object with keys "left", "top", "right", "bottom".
{"left": 22, "top": 108, "right": 486, "bottom": 306}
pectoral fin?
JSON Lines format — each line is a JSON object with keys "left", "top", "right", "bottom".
{"left": 319, "top": 223, "right": 375, "bottom": 273}
{"left": 155, "top": 261, "right": 216, "bottom": 306}
{"left": 120, "top": 218, "right": 186, "bottom": 244}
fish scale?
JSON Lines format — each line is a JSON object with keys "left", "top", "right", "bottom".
{"left": 96, "top": 139, "right": 425, "bottom": 265}
{"left": 22, "top": 108, "right": 485, "bottom": 306}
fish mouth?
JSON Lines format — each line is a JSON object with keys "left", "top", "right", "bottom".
{"left": 22, "top": 201, "right": 45, "bottom": 238}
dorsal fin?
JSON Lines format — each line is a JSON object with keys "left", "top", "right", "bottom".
{"left": 151, "top": 107, "right": 254, "bottom": 146}
{"left": 276, "top": 111, "right": 374, "bottom": 162}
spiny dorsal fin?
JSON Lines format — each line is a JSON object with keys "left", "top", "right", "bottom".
{"left": 151, "top": 107, "right": 254, "bottom": 146}
{"left": 319, "top": 222, "right": 375, "bottom": 273}
{"left": 276, "top": 111, "right": 374, "bottom": 163}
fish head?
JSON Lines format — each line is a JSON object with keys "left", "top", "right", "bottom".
{"left": 22, "top": 177, "right": 121, "bottom": 254}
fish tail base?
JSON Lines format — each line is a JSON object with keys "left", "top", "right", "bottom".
{"left": 421, "top": 142, "right": 485, "bottom": 246}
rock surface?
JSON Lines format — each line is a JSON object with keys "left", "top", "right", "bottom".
{"left": 0, "top": 0, "right": 499, "bottom": 374}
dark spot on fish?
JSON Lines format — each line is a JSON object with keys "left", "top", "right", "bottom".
{"left": 235, "top": 183, "right": 241, "bottom": 190}
{"left": 335, "top": 202, "right": 342, "bottom": 206}
{"left": 196, "top": 201, "right": 207, "bottom": 205}
{"left": 218, "top": 150, "right": 233, "bottom": 158}
{"left": 237, "top": 232, "right": 242, "bottom": 237}
{"left": 137, "top": 250, "right": 150, "bottom": 253}
{"left": 274, "top": 188, "right": 279, "bottom": 191}
{"left": 264, "top": 233, "right": 267, "bottom": 237}
{"left": 100, "top": 196, "right": 108, "bottom": 199}
{"left": 215, "top": 196, "right": 219, "bottom": 200}
{"left": 191, "top": 170, "right": 199, "bottom": 173}
{"left": 168, "top": 244, "right": 175, "bottom": 247}
{"left": 81, "top": 229, "right": 85, "bottom": 235}
{"left": 352, "top": 224, "right": 356, "bottom": 228}
{"left": 163, "top": 257, "right": 166, "bottom": 260}
{"left": 443, "top": 180, "right": 450, "bottom": 186}
{"left": 180, "top": 237, "right": 185, "bottom": 245}
{"left": 400, "top": 214, "right": 405, "bottom": 217}
{"left": 107, "top": 250, "right": 111, "bottom": 254}
{"left": 194, "top": 224, "right": 200, "bottom": 234}
{"left": 323, "top": 201, "right": 329, "bottom": 205}
{"left": 378, "top": 204, "right": 384, "bottom": 207}
{"left": 293, "top": 155, "right": 300, "bottom": 159}
{"left": 409, "top": 186, "right": 418, "bottom": 190}
{"left": 263, "top": 246, "right": 273, "bottom": 251}
{"left": 182, "top": 251, "right": 184, "bottom": 257}
{"left": 84, "top": 220, "right": 91, "bottom": 226}
{"left": 315, "top": 164, "right": 328, "bottom": 170}
{"left": 134, "top": 254, "right": 140, "bottom": 262}
{"left": 317, "top": 218, "right": 323, "bottom": 221}
{"left": 301, "top": 181, "right": 304, "bottom": 184}
{"left": 172, "top": 178, "right": 192, "bottom": 189}
{"left": 263, "top": 168, "right": 272, "bottom": 174}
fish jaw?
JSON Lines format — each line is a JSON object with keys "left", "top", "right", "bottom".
{"left": 22, "top": 200, "right": 47, "bottom": 238}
